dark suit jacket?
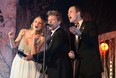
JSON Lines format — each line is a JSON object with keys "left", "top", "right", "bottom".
{"left": 75, "top": 21, "right": 103, "bottom": 76}
{"left": 33, "top": 27, "right": 73, "bottom": 78}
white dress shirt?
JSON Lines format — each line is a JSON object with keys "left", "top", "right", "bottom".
{"left": 51, "top": 26, "right": 60, "bottom": 36}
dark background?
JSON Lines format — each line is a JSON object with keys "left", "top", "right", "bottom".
{"left": 16, "top": 0, "right": 116, "bottom": 35}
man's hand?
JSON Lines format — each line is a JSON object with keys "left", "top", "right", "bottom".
{"left": 68, "top": 50, "right": 75, "bottom": 59}
{"left": 69, "top": 26, "right": 81, "bottom": 36}
{"left": 23, "top": 55, "right": 34, "bottom": 61}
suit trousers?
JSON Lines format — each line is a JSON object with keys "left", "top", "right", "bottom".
{"left": 77, "top": 73, "right": 102, "bottom": 78}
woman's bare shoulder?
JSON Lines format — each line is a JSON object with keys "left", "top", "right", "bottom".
{"left": 19, "top": 29, "right": 29, "bottom": 35}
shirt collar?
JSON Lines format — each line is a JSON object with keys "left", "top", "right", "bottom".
{"left": 51, "top": 26, "right": 60, "bottom": 36}
{"left": 79, "top": 19, "right": 83, "bottom": 26}
{"left": 75, "top": 19, "right": 83, "bottom": 28}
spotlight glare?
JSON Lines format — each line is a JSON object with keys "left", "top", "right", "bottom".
{"left": 100, "top": 42, "right": 109, "bottom": 52}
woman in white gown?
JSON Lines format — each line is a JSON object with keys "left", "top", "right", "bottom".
{"left": 8, "top": 16, "right": 45, "bottom": 78}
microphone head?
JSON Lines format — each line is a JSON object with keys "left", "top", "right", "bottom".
{"left": 44, "top": 22, "right": 52, "bottom": 27}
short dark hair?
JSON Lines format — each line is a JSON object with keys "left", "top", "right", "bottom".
{"left": 70, "top": 6, "right": 83, "bottom": 18}
{"left": 47, "top": 10, "right": 62, "bottom": 22}
{"left": 72, "top": 6, "right": 81, "bottom": 12}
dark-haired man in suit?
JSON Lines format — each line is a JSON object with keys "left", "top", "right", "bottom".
{"left": 68, "top": 6, "right": 103, "bottom": 78}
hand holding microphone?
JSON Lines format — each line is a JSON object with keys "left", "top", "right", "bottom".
{"left": 33, "top": 34, "right": 40, "bottom": 43}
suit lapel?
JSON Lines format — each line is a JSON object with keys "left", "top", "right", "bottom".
{"left": 48, "top": 27, "right": 61, "bottom": 47}
{"left": 51, "top": 27, "right": 61, "bottom": 39}
{"left": 80, "top": 21, "right": 85, "bottom": 33}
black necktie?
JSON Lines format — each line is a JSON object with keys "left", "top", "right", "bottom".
{"left": 75, "top": 23, "right": 80, "bottom": 28}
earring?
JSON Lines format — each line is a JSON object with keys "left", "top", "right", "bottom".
{"left": 30, "top": 24, "right": 33, "bottom": 29}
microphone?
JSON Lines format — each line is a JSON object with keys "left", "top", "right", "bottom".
{"left": 44, "top": 22, "right": 52, "bottom": 27}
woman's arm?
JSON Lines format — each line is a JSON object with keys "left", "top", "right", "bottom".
{"left": 8, "top": 29, "right": 25, "bottom": 48}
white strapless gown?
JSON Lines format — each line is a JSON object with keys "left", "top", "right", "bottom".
{"left": 10, "top": 54, "right": 40, "bottom": 78}
{"left": 10, "top": 30, "right": 41, "bottom": 78}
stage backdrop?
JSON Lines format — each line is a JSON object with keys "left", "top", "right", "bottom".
{"left": 99, "top": 31, "right": 116, "bottom": 78}
{"left": 0, "top": 0, "right": 16, "bottom": 78}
